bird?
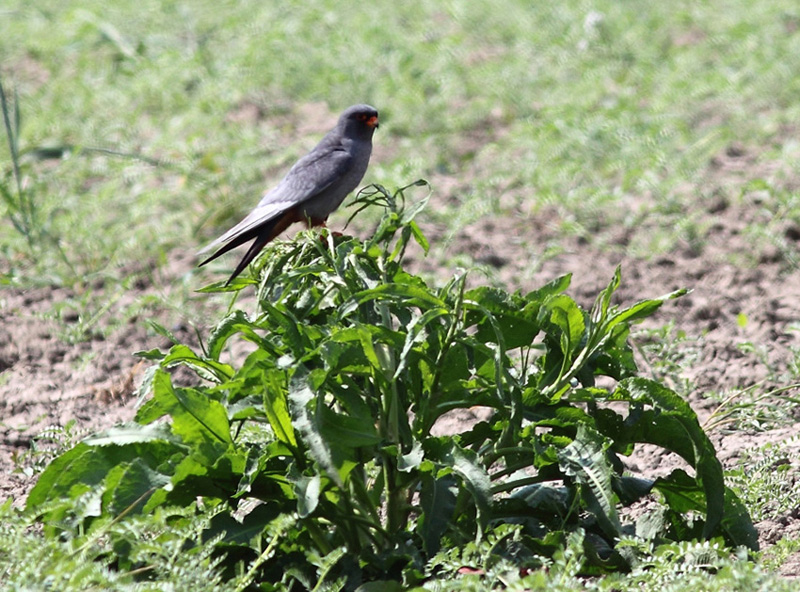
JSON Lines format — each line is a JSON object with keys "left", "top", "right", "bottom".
{"left": 198, "top": 103, "right": 379, "bottom": 285}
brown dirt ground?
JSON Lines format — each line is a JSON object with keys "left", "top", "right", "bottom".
{"left": 3, "top": 115, "right": 800, "bottom": 575}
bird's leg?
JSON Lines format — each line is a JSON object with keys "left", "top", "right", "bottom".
{"left": 307, "top": 217, "right": 342, "bottom": 242}
{"left": 305, "top": 217, "right": 327, "bottom": 229}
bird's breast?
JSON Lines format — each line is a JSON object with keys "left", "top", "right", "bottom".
{"left": 301, "top": 142, "right": 372, "bottom": 219}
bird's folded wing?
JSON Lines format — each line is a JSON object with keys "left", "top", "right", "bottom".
{"left": 198, "top": 148, "right": 353, "bottom": 254}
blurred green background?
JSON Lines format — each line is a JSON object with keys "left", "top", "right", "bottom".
{"left": 2, "top": 0, "right": 800, "bottom": 323}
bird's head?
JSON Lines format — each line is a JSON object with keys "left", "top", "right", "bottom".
{"left": 340, "top": 104, "right": 379, "bottom": 139}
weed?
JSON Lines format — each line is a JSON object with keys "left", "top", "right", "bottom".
{"left": 26, "top": 186, "right": 755, "bottom": 588}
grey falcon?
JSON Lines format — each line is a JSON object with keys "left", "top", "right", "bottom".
{"left": 198, "top": 104, "right": 379, "bottom": 284}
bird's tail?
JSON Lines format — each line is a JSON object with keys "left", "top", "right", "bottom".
{"left": 223, "top": 233, "right": 272, "bottom": 285}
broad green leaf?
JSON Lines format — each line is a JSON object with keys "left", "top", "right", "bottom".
{"left": 330, "top": 325, "right": 382, "bottom": 372}
{"left": 438, "top": 345, "right": 470, "bottom": 391}
{"left": 398, "top": 440, "right": 424, "bottom": 472}
{"left": 101, "top": 458, "right": 171, "bottom": 515}
{"left": 26, "top": 443, "right": 102, "bottom": 509}
{"left": 27, "top": 440, "right": 181, "bottom": 510}
{"left": 524, "top": 274, "right": 572, "bottom": 302}
{"left": 165, "top": 447, "right": 248, "bottom": 506}
{"left": 652, "top": 469, "right": 707, "bottom": 513}
{"left": 207, "top": 309, "right": 252, "bottom": 360}
{"left": 653, "top": 470, "right": 757, "bottom": 550}
{"left": 464, "top": 287, "right": 541, "bottom": 349}
{"left": 135, "top": 397, "right": 167, "bottom": 424}
{"left": 721, "top": 485, "right": 759, "bottom": 550}
{"left": 292, "top": 473, "right": 321, "bottom": 518}
{"left": 604, "top": 377, "right": 725, "bottom": 539}
{"left": 206, "top": 503, "right": 282, "bottom": 546}
{"left": 161, "top": 344, "right": 234, "bottom": 383}
{"left": 326, "top": 375, "right": 375, "bottom": 421}
{"left": 319, "top": 405, "right": 380, "bottom": 449}
{"left": 134, "top": 348, "right": 165, "bottom": 361}
{"left": 260, "top": 301, "right": 307, "bottom": 356}
{"left": 419, "top": 472, "right": 458, "bottom": 555}
{"left": 425, "top": 439, "right": 492, "bottom": 529}
{"left": 464, "top": 286, "right": 520, "bottom": 313}
{"left": 351, "top": 282, "right": 447, "bottom": 310}
{"left": 452, "top": 445, "right": 492, "bottom": 528}
{"left": 151, "top": 370, "right": 233, "bottom": 446}
{"left": 614, "top": 475, "right": 654, "bottom": 505}
{"left": 604, "top": 288, "right": 688, "bottom": 332}
{"left": 544, "top": 294, "right": 586, "bottom": 356}
{"left": 83, "top": 423, "right": 177, "bottom": 446}
{"left": 506, "top": 482, "right": 570, "bottom": 517}
{"left": 262, "top": 369, "right": 296, "bottom": 448}
{"left": 393, "top": 307, "right": 449, "bottom": 380}
{"left": 288, "top": 371, "right": 343, "bottom": 488}
{"left": 558, "top": 425, "right": 621, "bottom": 539}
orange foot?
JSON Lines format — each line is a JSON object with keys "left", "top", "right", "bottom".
{"left": 318, "top": 230, "right": 343, "bottom": 243}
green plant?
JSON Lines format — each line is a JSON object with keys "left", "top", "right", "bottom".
{"left": 0, "top": 78, "right": 39, "bottom": 254}
{"left": 726, "top": 437, "right": 800, "bottom": 523}
{"left": 0, "top": 498, "right": 229, "bottom": 591}
{"left": 27, "top": 184, "right": 756, "bottom": 588}
{"left": 632, "top": 322, "right": 699, "bottom": 398}
{"left": 0, "top": 77, "right": 77, "bottom": 279}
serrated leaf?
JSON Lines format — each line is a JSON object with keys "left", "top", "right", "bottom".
{"left": 398, "top": 440, "right": 424, "bottom": 472}
{"left": 426, "top": 439, "right": 492, "bottom": 529}
{"left": 419, "top": 472, "right": 458, "bottom": 555}
{"left": 134, "top": 362, "right": 159, "bottom": 403}
{"left": 207, "top": 309, "right": 252, "bottom": 360}
{"left": 558, "top": 424, "right": 621, "bottom": 539}
{"left": 288, "top": 370, "right": 343, "bottom": 488}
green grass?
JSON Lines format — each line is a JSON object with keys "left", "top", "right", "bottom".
{"left": 3, "top": 0, "right": 800, "bottom": 589}
{"left": 3, "top": 0, "right": 800, "bottom": 285}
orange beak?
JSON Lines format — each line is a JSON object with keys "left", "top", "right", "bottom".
{"left": 366, "top": 115, "right": 379, "bottom": 129}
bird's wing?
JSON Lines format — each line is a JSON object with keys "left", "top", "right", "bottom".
{"left": 198, "top": 146, "right": 353, "bottom": 254}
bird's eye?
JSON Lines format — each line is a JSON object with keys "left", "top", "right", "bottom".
{"left": 358, "top": 113, "right": 367, "bottom": 120}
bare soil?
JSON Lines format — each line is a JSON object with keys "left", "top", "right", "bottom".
{"left": 3, "top": 112, "right": 800, "bottom": 574}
